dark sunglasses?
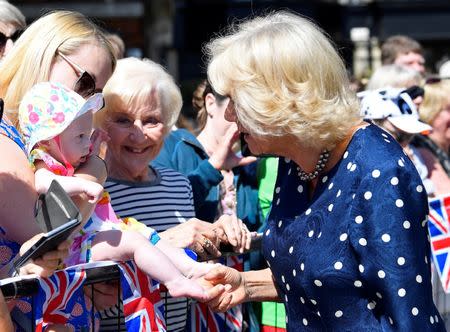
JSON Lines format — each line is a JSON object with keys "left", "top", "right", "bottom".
{"left": 0, "top": 29, "right": 23, "bottom": 50}
{"left": 57, "top": 52, "right": 96, "bottom": 98}
{"left": 424, "top": 76, "right": 450, "bottom": 85}
{"left": 403, "top": 85, "right": 424, "bottom": 100}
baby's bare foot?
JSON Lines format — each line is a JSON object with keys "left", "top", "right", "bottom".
{"left": 165, "top": 276, "right": 207, "bottom": 301}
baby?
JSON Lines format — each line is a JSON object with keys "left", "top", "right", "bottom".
{"left": 18, "top": 82, "right": 215, "bottom": 301}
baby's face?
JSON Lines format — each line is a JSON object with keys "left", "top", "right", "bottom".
{"left": 55, "top": 111, "right": 94, "bottom": 168}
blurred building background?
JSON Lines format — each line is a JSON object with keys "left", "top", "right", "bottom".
{"left": 13, "top": 0, "right": 450, "bottom": 119}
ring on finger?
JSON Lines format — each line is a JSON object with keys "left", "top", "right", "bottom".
{"left": 203, "top": 237, "right": 213, "bottom": 249}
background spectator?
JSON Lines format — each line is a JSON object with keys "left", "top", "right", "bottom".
{"left": 381, "top": 35, "right": 425, "bottom": 74}
{"left": 95, "top": 57, "right": 250, "bottom": 331}
{"left": 0, "top": 0, "right": 25, "bottom": 59}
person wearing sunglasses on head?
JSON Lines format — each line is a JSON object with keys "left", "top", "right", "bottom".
{"left": 0, "top": 0, "right": 25, "bottom": 59}
{"left": 0, "top": 10, "right": 116, "bottom": 330}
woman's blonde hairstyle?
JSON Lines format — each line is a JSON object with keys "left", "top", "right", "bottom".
{"left": 0, "top": 1, "right": 26, "bottom": 29}
{"left": 420, "top": 80, "right": 450, "bottom": 125}
{"left": 0, "top": 10, "right": 116, "bottom": 125}
{"left": 205, "top": 11, "right": 361, "bottom": 149}
{"left": 95, "top": 57, "right": 182, "bottom": 131}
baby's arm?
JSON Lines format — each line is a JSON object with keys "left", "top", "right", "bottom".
{"left": 35, "top": 165, "right": 103, "bottom": 203}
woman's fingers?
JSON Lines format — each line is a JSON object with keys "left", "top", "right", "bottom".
{"left": 237, "top": 156, "right": 258, "bottom": 167}
{"left": 201, "top": 283, "right": 226, "bottom": 303}
{"left": 216, "top": 293, "right": 233, "bottom": 312}
{"left": 217, "top": 215, "right": 238, "bottom": 247}
{"left": 204, "top": 265, "right": 230, "bottom": 284}
{"left": 201, "top": 232, "right": 222, "bottom": 258}
{"left": 230, "top": 215, "right": 242, "bottom": 249}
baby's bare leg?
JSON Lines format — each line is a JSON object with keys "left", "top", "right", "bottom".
{"left": 90, "top": 230, "right": 207, "bottom": 300}
{"left": 155, "top": 239, "right": 219, "bottom": 279}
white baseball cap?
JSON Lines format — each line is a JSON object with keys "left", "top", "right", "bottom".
{"left": 358, "top": 87, "right": 432, "bottom": 134}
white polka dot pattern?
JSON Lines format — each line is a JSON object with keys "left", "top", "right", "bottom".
{"left": 260, "top": 125, "right": 440, "bottom": 330}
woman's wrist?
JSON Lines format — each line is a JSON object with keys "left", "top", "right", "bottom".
{"left": 241, "top": 268, "right": 281, "bottom": 303}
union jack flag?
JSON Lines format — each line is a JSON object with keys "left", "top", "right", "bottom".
{"left": 118, "top": 260, "right": 166, "bottom": 331}
{"left": 187, "top": 255, "right": 244, "bottom": 332}
{"left": 34, "top": 268, "right": 87, "bottom": 331}
{"left": 428, "top": 195, "right": 450, "bottom": 292}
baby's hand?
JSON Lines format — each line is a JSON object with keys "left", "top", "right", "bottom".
{"left": 90, "top": 128, "right": 110, "bottom": 157}
{"left": 83, "top": 180, "right": 104, "bottom": 203}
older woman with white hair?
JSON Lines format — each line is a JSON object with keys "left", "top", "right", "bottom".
{"left": 202, "top": 11, "right": 444, "bottom": 331}
{"left": 0, "top": 1, "right": 26, "bottom": 58}
{"left": 95, "top": 57, "right": 250, "bottom": 331}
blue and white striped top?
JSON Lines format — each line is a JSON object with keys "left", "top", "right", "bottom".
{"left": 100, "top": 166, "right": 195, "bottom": 332}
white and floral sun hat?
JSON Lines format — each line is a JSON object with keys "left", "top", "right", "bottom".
{"left": 18, "top": 81, "right": 104, "bottom": 155}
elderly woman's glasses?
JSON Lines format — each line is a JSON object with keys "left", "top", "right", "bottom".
{"left": 57, "top": 52, "right": 96, "bottom": 98}
{"left": 0, "top": 29, "right": 23, "bottom": 52}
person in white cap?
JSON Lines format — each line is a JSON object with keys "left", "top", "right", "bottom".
{"left": 359, "top": 87, "right": 435, "bottom": 195}
{"left": 18, "top": 81, "right": 222, "bottom": 302}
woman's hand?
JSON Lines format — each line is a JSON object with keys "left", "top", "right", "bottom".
{"left": 18, "top": 234, "right": 70, "bottom": 278}
{"left": 159, "top": 218, "right": 222, "bottom": 259}
{"left": 213, "top": 214, "right": 252, "bottom": 254}
{"left": 208, "top": 124, "right": 257, "bottom": 171}
{"left": 201, "top": 265, "right": 247, "bottom": 312}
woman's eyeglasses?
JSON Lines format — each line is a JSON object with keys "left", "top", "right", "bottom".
{"left": 0, "top": 29, "right": 23, "bottom": 52}
{"left": 57, "top": 52, "right": 96, "bottom": 98}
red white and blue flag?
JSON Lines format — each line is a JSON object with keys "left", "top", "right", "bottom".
{"left": 428, "top": 195, "right": 450, "bottom": 293}
{"left": 188, "top": 255, "right": 244, "bottom": 332}
{"left": 118, "top": 260, "right": 166, "bottom": 331}
{"left": 34, "top": 268, "right": 87, "bottom": 331}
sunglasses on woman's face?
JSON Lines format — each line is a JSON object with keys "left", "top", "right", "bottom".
{"left": 57, "top": 52, "right": 96, "bottom": 98}
{"left": 0, "top": 29, "right": 23, "bottom": 51}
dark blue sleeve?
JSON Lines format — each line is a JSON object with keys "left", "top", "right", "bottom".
{"left": 173, "top": 155, "right": 223, "bottom": 215}
{"left": 349, "top": 159, "right": 445, "bottom": 331}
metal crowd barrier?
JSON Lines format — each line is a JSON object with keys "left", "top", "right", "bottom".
{"left": 1, "top": 236, "right": 263, "bottom": 331}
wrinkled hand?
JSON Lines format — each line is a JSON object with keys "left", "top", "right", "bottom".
{"left": 160, "top": 218, "right": 222, "bottom": 259}
{"left": 200, "top": 265, "right": 246, "bottom": 312}
{"left": 213, "top": 214, "right": 252, "bottom": 254}
{"left": 18, "top": 234, "right": 70, "bottom": 278}
{"left": 208, "top": 124, "right": 257, "bottom": 171}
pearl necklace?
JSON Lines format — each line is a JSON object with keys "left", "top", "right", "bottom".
{"left": 298, "top": 150, "right": 330, "bottom": 181}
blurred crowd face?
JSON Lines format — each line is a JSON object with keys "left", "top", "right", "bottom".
{"left": 103, "top": 90, "right": 166, "bottom": 182}
{"left": 395, "top": 52, "right": 425, "bottom": 74}
{"left": 206, "top": 93, "right": 234, "bottom": 139}
{"left": 431, "top": 97, "right": 450, "bottom": 144}
{"left": 0, "top": 21, "right": 22, "bottom": 58}
{"left": 49, "top": 43, "right": 112, "bottom": 96}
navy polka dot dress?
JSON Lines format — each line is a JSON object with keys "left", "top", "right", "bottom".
{"left": 263, "top": 125, "right": 445, "bottom": 331}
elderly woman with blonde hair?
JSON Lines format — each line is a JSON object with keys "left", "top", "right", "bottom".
{"left": 202, "top": 11, "right": 444, "bottom": 331}
{"left": 95, "top": 57, "right": 250, "bottom": 331}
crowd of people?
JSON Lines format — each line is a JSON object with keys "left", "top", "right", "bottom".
{"left": 0, "top": 1, "right": 448, "bottom": 331}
